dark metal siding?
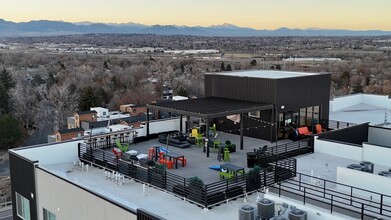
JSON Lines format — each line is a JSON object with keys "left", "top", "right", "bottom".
{"left": 205, "top": 74, "right": 276, "bottom": 103}
{"left": 318, "top": 123, "right": 369, "bottom": 145}
{"left": 205, "top": 72, "right": 330, "bottom": 140}
{"left": 9, "top": 152, "right": 38, "bottom": 220}
{"left": 275, "top": 74, "right": 330, "bottom": 123}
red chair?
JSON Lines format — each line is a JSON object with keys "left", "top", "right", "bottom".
{"left": 112, "top": 148, "right": 122, "bottom": 160}
{"left": 176, "top": 157, "right": 187, "bottom": 167}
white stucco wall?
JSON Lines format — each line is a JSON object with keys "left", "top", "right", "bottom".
{"left": 14, "top": 140, "right": 82, "bottom": 165}
{"left": 363, "top": 143, "right": 391, "bottom": 167}
{"left": 368, "top": 126, "right": 391, "bottom": 147}
{"left": 336, "top": 167, "right": 391, "bottom": 203}
{"left": 35, "top": 168, "right": 137, "bottom": 220}
{"left": 149, "top": 117, "right": 186, "bottom": 134}
{"left": 330, "top": 94, "right": 391, "bottom": 112}
{"left": 314, "top": 138, "right": 362, "bottom": 161}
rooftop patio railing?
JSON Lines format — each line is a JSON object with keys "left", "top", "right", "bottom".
{"left": 255, "top": 138, "right": 312, "bottom": 167}
{"left": 78, "top": 143, "right": 297, "bottom": 209}
{"left": 273, "top": 172, "right": 391, "bottom": 219}
{"left": 327, "top": 120, "right": 356, "bottom": 130}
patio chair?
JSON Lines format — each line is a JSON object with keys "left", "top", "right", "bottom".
{"left": 112, "top": 148, "right": 122, "bottom": 160}
{"left": 115, "top": 139, "right": 129, "bottom": 153}
{"left": 315, "top": 124, "right": 326, "bottom": 134}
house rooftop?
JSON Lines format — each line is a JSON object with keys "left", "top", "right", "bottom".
{"left": 56, "top": 127, "right": 84, "bottom": 134}
{"left": 76, "top": 110, "right": 97, "bottom": 115}
{"left": 206, "top": 70, "right": 328, "bottom": 79}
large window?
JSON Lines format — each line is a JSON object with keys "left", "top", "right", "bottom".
{"left": 248, "top": 111, "right": 260, "bottom": 118}
{"left": 16, "top": 192, "right": 30, "bottom": 220}
{"left": 43, "top": 208, "right": 56, "bottom": 220}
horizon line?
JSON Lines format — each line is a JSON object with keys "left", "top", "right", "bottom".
{"left": 1, "top": 18, "right": 391, "bottom": 32}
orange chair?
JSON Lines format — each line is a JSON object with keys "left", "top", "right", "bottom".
{"left": 297, "top": 127, "right": 312, "bottom": 136}
{"left": 315, "top": 124, "right": 326, "bottom": 134}
{"left": 165, "top": 160, "right": 173, "bottom": 169}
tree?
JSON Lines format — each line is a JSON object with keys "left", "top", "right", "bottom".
{"left": 103, "top": 60, "right": 109, "bottom": 69}
{"left": 78, "top": 87, "right": 100, "bottom": 111}
{"left": 226, "top": 64, "right": 232, "bottom": 71}
{"left": 177, "top": 86, "right": 188, "bottom": 97}
{"left": 220, "top": 62, "right": 226, "bottom": 71}
{"left": 352, "top": 82, "right": 364, "bottom": 94}
{"left": 0, "top": 83, "right": 11, "bottom": 114}
{"left": 0, "top": 114, "right": 25, "bottom": 149}
{"left": 250, "top": 59, "right": 257, "bottom": 66}
{"left": 0, "top": 68, "right": 15, "bottom": 90}
{"left": 0, "top": 68, "right": 14, "bottom": 114}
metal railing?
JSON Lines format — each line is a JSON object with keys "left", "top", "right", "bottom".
{"left": 255, "top": 138, "right": 312, "bottom": 166}
{"left": 273, "top": 172, "right": 391, "bottom": 219}
{"left": 327, "top": 120, "right": 356, "bottom": 130}
{"left": 78, "top": 143, "right": 297, "bottom": 209}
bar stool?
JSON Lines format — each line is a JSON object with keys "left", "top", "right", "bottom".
{"left": 224, "top": 149, "right": 230, "bottom": 162}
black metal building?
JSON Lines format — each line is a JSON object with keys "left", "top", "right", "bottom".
{"left": 205, "top": 70, "right": 331, "bottom": 141}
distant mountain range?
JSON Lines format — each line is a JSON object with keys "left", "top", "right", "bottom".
{"left": 1, "top": 19, "right": 391, "bottom": 37}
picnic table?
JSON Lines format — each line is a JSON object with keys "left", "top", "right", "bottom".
{"left": 220, "top": 163, "right": 245, "bottom": 181}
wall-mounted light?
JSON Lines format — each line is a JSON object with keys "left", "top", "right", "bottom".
{"left": 281, "top": 105, "right": 285, "bottom": 110}
{"left": 30, "top": 192, "right": 34, "bottom": 199}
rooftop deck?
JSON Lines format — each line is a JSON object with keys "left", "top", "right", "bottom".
{"left": 120, "top": 132, "right": 293, "bottom": 184}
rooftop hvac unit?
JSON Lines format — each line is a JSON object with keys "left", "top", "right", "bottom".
{"left": 378, "top": 171, "right": 391, "bottom": 177}
{"left": 273, "top": 217, "right": 288, "bottom": 220}
{"left": 239, "top": 205, "right": 255, "bottom": 220}
{"left": 360, "top": 161, "right": 374, "bottom": 173}
{"left": 257, "top": 198, "right": 275, "bottom": 219}
{"left": 288, "top": 209, "right": 307, "bottom": 220}
{"left": 347, "top": 164, "right": 363, "bottom": 171}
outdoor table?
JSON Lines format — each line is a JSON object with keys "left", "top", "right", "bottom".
{"left": 165, "top": 152, "right": 185, "bottom": 169}
{"left": 220, "top": 163, "right": 245, "bottom": 180}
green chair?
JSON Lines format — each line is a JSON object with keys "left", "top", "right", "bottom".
{"left": 195, "top": 136, "right": 203, "bottom": 147}
{"left": 219, "top": 171, "right": 234, "bottom": 180}
{"left": 115, "top": 139, "right": 129, "bottom": 153}
{"left": 223, "top": 149, "right": 230, "bottom": 162}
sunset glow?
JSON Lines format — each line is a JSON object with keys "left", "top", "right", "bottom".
{"left": 1, "top": 0, "right": 391, "bottom": 30}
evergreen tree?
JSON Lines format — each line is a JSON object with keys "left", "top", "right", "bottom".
{"left": 0, "top": 68, "right": 14, "bottom": 90}
{"left": 103, "top": 60, "right": 109, "bottom": 69}
{"left": 0, "top": 114, "right": 25, "bottom": 149}
{"left": 250, "top": 59, "right": 257, "bottom": 66}
{"left": 0, "top": 68, "right": 14, "bottom": 113}
{"left": 78, "top": 87, "right": 100, "bottom": 111}
{"left": 226, "top": 64, "right": 232, "bottom": 71}
{"left": 177, "top": 86, "right": 188, "bottom": 97}
{"left": 220, "top": 62, "right": 226, "bottom": 71}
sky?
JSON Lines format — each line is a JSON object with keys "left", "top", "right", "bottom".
{"left": 1, "top": 0, "right": 391, "bottom": 30}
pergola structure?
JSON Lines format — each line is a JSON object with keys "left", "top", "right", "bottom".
{"left": 146, "top": 97, "right": 275, "bottom": 157}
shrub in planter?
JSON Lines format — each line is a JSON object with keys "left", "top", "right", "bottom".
{"left": 246, "top": 166, "right": 261, "bottom": 192}
{"left": 188, "top": 176, "right": 206, "bottom": 204}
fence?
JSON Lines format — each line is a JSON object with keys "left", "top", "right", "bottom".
{"left": 327, "top": 120, "right": 356, "bottom": 130}
{"left": 255, "top": 138, "right": 312, "bottom": 166}
{"left": 78, "top": 143, "right": 297, "bottom": 209}
{"left": 273, "top": 172, "right": 391, "bottom": 219}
